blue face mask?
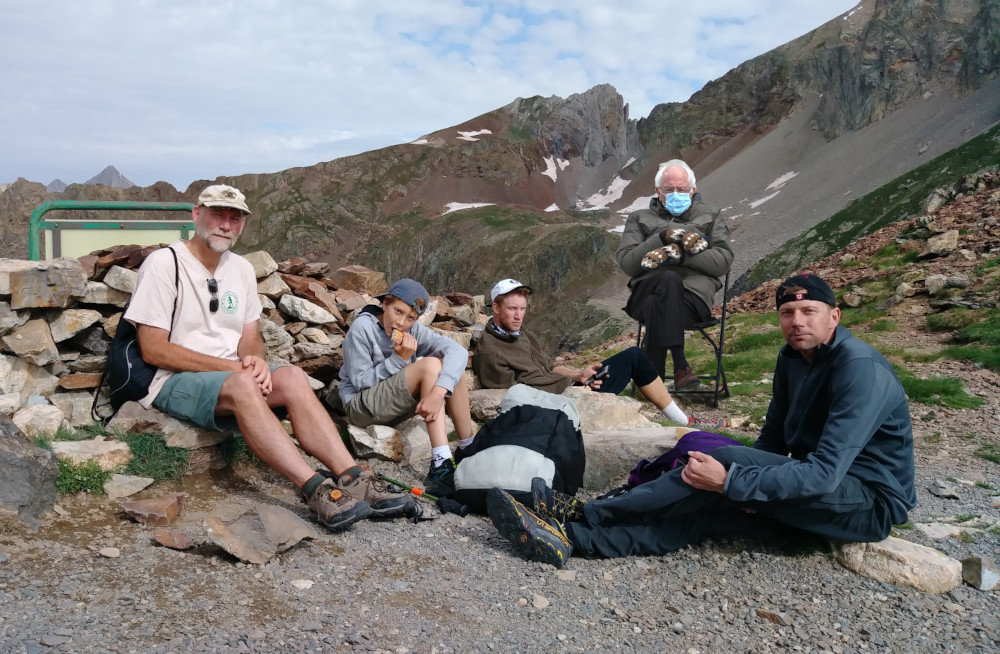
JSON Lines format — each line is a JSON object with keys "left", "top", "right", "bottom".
{"left": 662, "top": 192, "right": 692, "bottom": 216}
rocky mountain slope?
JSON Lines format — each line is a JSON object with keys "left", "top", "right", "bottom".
{"left": 2, "top": 172, "right": 999, "bottom": 654}
{"left": 1, "top": 0, "right": 997, "bottom": 352}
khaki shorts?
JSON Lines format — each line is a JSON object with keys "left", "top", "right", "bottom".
{"left": 344, "top": 370, "right": 417, "bottom": 427}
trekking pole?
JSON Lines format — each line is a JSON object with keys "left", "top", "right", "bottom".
{"left": 377, "top": 474, "right": 470, "bottom": 517}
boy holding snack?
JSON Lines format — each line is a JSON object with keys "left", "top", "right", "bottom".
{"left": 339, "top": 279, "right": 476, "bottom": 496}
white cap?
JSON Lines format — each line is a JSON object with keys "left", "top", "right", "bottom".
{"left": 490, "top": 278, "right": 533, "bottom": 303}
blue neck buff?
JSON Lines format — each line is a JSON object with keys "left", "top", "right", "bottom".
{"left": 662, "top": 192, "right": 692, "bottom": 216}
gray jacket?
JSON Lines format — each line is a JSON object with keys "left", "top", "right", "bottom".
{"left": 615, "top": 198, "right": 734, "bottom": 310}
{"left": 724, "top": 326, "right": 916, "bottom": 524}
{"left": 339, "top": 307, "right": 468, "bottom": 406}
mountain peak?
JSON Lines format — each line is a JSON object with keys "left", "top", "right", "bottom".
{"left": 83, "top": 165, "right": 135, "bottom": 189}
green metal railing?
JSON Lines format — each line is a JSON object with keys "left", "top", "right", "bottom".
{"left": 28, "top": 200, "right": 196, "bottom": 261}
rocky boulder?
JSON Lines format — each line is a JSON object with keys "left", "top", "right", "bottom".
{"left": 0, "top": 413, "right": 57, "bottom": 530}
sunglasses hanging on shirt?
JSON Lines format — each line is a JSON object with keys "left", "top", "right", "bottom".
{"left": 207, "top": 278, "right": 219, "bottom": 313}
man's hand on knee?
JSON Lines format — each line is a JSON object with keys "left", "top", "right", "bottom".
{"left": 242, "top": 355, "right": 272, "bottom": 395}
{"left": 680, "top": 451, "right": 727, "bottom": 493}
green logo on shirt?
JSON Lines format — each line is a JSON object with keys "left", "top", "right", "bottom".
{"left": 221, "top": 291, "right": 239, "bottom": 315}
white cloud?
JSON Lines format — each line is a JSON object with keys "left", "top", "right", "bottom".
{"left": 0, "top": 1, "right": 860, "bottom": 188}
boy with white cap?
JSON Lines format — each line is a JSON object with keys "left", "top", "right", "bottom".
{"left": 472, "top": 278, "right": 725, "bottom": 430}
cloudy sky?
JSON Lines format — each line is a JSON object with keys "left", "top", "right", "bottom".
{"left": 1, "top": 1, "right": 860, "bottom": 190}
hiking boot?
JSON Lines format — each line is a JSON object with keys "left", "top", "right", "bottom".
{"left": 673, "top": 366, "right": 700, "bottom": 391}
{"left": 338, "top": 464, "right": 415, "bottom": 519}
{"left": 486, "top": 487, "right": 572, "bottom": 568}
{"left": 307, "top": 478, "right": 372, "bottom": 532}
{"left": 687, "top": 415, "right": 728, "bottom": 432}
{"left": 424, "top": 458, "right": 457, "bottom": 498}
{"left": 530, "top": 477, "right": 585, "bottom": 523}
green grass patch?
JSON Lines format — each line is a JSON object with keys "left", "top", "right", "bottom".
{"left": 974, "top": 481, "right": 995, "bottom": 490}
{"left": 925, "top": 308, "right": 991, "bottom": 332}
{"left": 954, "top": 514, "right": 979, "bottom": 523}
{"left": 218, "top": 435, "right": 260, "bottom": 466}
{"left": 974, "top": 443, "right": 1000, "bottom": 464}
{"left": 728, "top": 328, "right": 785, "bottom": 353}
{"left": 895, "top": 521, "right": 914, "bottom": 530}
{"left": 55, "top": 458, "right": 110, "bottom": 495}
{"left": 953, "top": 312, "right": 1000, "bottom": 346}
{"left": 924, "top": 431, "right": 942, "bottom": 444}
{"left": 840, "top": 260, "right": 863, "bottom": 269}
{"left": 956, "top": 531, "right": 976, "bottom": 544}
{"left": 839, "top": 307, "right": 887, "bottom": 328}
{"left": 721, "top": 433, "right": 758, "bottom": 447}
{"left": 894, "top": 366, "right": 985, "bottom": 409}
{"left": 974, "top": 256, "right": 1000, "bottom": 273}
{"left": 873, "top": 251, "right": 919, "bottom": 271}
{"left": 940, "top": 345, "right": 1000, "bottom": 372}
{"left": 122, "top": 432, "right": 190, "bottom": 481}
{"left": 869, "top": 319, "right": 897, "bottom": 332}
{"left": 721, "top": 351, "right": 778, "bottom": 383}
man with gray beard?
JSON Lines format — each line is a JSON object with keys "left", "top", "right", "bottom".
{"left": 126, "top": 184, "right": 412, "bottom": 532}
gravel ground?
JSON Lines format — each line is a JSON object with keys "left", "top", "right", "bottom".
{"left": 1, "top": 384, "right": 998, "bottom": 654}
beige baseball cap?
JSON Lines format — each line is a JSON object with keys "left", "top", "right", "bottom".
{"left": 197, "top": 184, "right": 251, "bottom": 215}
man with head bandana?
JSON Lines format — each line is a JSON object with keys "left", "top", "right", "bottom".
{"left": 615, "top": 160, "right": 733, "bottom": 389}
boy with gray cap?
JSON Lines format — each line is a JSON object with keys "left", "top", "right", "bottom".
{"left": 339, "top": 278, "right": 476, "bottom": 496}
{"left": 126, "top": 184, "right": 412, "bottom": 534}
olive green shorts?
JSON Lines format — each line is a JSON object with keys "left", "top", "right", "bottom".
{"left": 344, "top": 370, "right": 417, "bottom": 427}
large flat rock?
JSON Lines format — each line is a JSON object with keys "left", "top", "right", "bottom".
{"left": 581, "top": 427, "right": 686, "bottom": 491}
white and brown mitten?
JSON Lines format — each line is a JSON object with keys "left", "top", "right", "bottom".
{"left": 641, "top": 243, "right": 684, "bottom": 269}
{"left": 661, "top": 227, "right": 708, "bottom": 254}
{"left": 680, "top": 231, "right": 708, "bottom": 254}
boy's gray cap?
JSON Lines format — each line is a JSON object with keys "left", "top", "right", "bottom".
{"left": 378, "top": 278, "right": 430, "bottom": 315}
{"left": 197, "top": 184, "right": 251, "bottom": 215}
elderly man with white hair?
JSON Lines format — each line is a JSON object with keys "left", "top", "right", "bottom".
{"left": 615, "top": 159, "right": 734, "bottom": 388}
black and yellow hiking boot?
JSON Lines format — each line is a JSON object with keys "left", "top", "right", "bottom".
{"left": 307, "top": 479, "right": 373, "bottom": 531}
{"left": 486, "top": 487, "right": 572, "bottom": 568}
{"left": 530, "top": 477, "right": 585, "bottom": 523}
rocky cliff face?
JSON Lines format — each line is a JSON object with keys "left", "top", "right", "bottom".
{"left": 638, "top": 0, "right": 1000, "bottom": 159}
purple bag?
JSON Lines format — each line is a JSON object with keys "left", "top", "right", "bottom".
{"left": 626, "top": 431, "right": 743, "bottom": 486}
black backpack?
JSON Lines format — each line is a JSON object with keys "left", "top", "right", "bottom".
{"left": 91, "top": 246, "right": 179, "bottom": 423}
{"left": 453, "top": 403, "right": 585, "bottom": 514}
